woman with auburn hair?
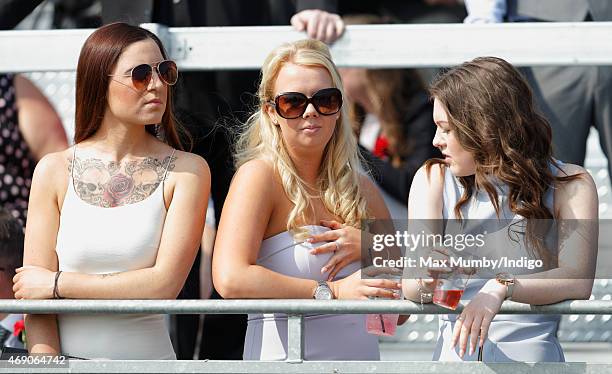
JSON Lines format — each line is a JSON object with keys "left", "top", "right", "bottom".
{"left": 12, "top": 23, "right": 210, "bottom": 359}
{"left": 402, "top": 57, "right": 598, "bottom": 362}
{"left": 213, "top": 39, "right": 400, "bottom": 361}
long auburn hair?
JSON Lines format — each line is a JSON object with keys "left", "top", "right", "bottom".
{"left": 235, "top": 39, "right": 368, "bottom": 237}
{"left": 74, "top": 22, "right": 186, "bottom": 149}
{"left": 343, "top": 14, "right": 424, "bottom": 166}
{"left": 427, "top": 57, "right": 581, "bottom": 260}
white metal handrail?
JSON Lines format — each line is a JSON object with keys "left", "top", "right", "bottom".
{"left": 2, "top": 22, "right": 612, "bottom": 72}
{"left": 0, "top": 299, "right": 611, "bottom": 315}
{"left": 1, "top": 299, "right": 610, "bottom": 363}
{"left": 0, "top": 299, "right": 610, "bottom": 373}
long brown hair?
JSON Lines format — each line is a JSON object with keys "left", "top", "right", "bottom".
{"left": 343, "top": 14, "right": 424, "bottom": 166}
{"left": 428, "top": 57, "right": 581, "bottom": 260}
{"left": 74, "top": 22, "right": 186, "bottom": 149}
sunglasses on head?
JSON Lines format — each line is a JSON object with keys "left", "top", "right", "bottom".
{"left": 270, "top": 87, "right": 343, "bottom": 119}
{"left": 109, "top": 60, "right": 178, "bottom": 91}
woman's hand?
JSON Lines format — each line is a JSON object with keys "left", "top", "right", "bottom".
{"left": 330, "top": 269, "right": 402, "bottom": 300}
{"left": 13, "top": 265, "right": 56, "bottom": 299}
{"left": 419, "top": 248, "right": 475, "bottom": 293}
{"left": 308, "top": 220, "right": 362, "bottom": 281}
{"left": 451, "top": 279, "right": 506, "bottom": 358}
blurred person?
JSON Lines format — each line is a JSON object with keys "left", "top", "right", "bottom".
{"left": 12, "top": 23, "right": 210, "bottom": 359}
{"left": 335, "top": 0, "right": 466, "bottom": 24}
{"left": 213, "top": 39, "right": 400, "bottom": 360}
{"left": 0, "top": 73, "right": 67, "bottom": 228}
{"left": 464, "top": 0, "right": 612, "bottom": 185}
{"left": 0, "top": 208, "right": 25, "bottom": 349}
{"left": 0, "top": 0, "right": 99, "bottom": 30}
{"left": 340, "top": 14, "right": 440, "bottom": 219}
{"left": 0, "top": 0, "right": 43, "bottom": 29}
{"left": 331, "top": 0, "right": 466, "bottom": 83}
{"left": 403, "top": 57, "right": 597, "bottom": 362}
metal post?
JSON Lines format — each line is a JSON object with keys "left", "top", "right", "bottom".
{"left": 286, "top": 314, "right": 304, "bottom": 362}
{"left": 140, "top": 23, "right": 172, "bottom": 56}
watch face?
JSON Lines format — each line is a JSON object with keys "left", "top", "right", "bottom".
{"left": 316, "top": 288, "right": 333, "bottom": 300}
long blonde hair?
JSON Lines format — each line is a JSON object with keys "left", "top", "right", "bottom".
{"left": 235, "top": 39, "right": 368, "bottom": 236}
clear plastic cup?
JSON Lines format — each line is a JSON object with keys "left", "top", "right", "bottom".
{"left": 432, "top": 267, "right": 470, "bottom": 310}
{"left": 366, "top": 313, "right": 399, "bottom": 336}
{"left": 365, "top": 273, "right": 401, "bottom": 336}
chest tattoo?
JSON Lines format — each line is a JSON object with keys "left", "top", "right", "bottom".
{"left": 68, "top": 155, "right": 176, "bottom": 208}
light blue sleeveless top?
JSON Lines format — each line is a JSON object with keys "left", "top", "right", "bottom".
{"left": 433, "top": 163, "right": 565, "bottom": 362}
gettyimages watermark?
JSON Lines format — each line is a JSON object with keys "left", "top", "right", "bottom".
{"left": 360, "top": 219, "right": 602, "bottom": 279}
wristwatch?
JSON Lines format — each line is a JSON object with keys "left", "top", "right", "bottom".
{"left": 313, "top": 281, "right": 334, "bottom": 300}
{"left": 495, "top": 272, "right": 516, "bottom": 300}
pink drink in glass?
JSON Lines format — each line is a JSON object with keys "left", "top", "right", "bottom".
{"left": 366, "top": 313, "right": 399, "bottom": 336}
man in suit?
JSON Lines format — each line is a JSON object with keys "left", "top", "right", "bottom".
{"left": 465, "top": 0, "right": 612, "bottom": 184}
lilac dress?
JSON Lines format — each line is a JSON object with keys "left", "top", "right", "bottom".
{"left": 243, "top": 225, "right": 380, "bottom": 361}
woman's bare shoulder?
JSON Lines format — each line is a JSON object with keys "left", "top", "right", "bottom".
{"left": 555, "top": 163, "right": 596, "bottom": 192}
{"left": 358, "top": 173, "right": 390, "bottom": 219}
{"left": 412, "top": 163, "right": 446, "bottom": 196}
{"left": 408, "top": 163, "right": 446, "bottom": 219}
{"left": 235, "top": 158, "right": 276, "bottom": 183}
{"left": 554, "top": 163, "right": 598, "bottom": 219}
{"left": 34, "top": 148, "right": 72, "bottom": 179}
{"left": 172, "top": 150, "right": 210, "bottom": 177}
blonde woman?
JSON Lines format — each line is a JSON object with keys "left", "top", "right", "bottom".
{"left": 212, "top": 39, "right": 400, "bottom": 361}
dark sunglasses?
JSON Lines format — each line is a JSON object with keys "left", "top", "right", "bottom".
{"left": 270, "top": 88, "right": 342, "bottom": 119}
{"left": 109, "top": 60, "right": 178, "bottom": 91}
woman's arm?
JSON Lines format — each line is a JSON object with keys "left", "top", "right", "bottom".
{"left": 21, "top": 153, "right": 66, "bottom": 354}
{"left": 402, "top": 164, "right": 445, "bottom": 301}
{"left": 451, "top": 163, "right": 598, "bottom": 358}
{"left": 213, "top": 159, "right": 323, "bottom": 299}
{"left": 213, "top": 160, "right": 400, "bottom": 300}
{"left": 14, "top": 152, "right": 211, "bottom": 299}
{"left": 499, "top": 163, "right": 598, "bottom": 304}
{"left": 14, "top": 74, "right": 68, "bottom": 161}
{"left": 200, "top": 222, "right": 216, "bottom": 299}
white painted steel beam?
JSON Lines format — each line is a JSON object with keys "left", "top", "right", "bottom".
{"left": 1, "top": 22, "right": 612, "bottom": 72}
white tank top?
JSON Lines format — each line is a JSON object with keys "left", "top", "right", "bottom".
{"left": 54, "top": 146, "right": 177, "bottom": 359}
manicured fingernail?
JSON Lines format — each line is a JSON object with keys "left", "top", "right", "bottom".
{"left": 459, "top": 349, "right": 464, "bottom": 358}
{"left": 469, "top": 347, "right": 474, "bottom": 355}
{"left": 321, "top": 267, "right": 327, "bottom": 273}
{"left": 397, "top": 283, "right": 402, "bottom": 288}
{"left": 393, "top": 293, "right": 400, "bottom": 299}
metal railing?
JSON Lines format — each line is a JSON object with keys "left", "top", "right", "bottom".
{"left": 0, "top": 299, "right": 611, "bottom": 373}
{"left": 3, "top": 22, "right": 612, "bottom": 73}
{"left": 1, "top": 22, "right": 612, "bottom": 372}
